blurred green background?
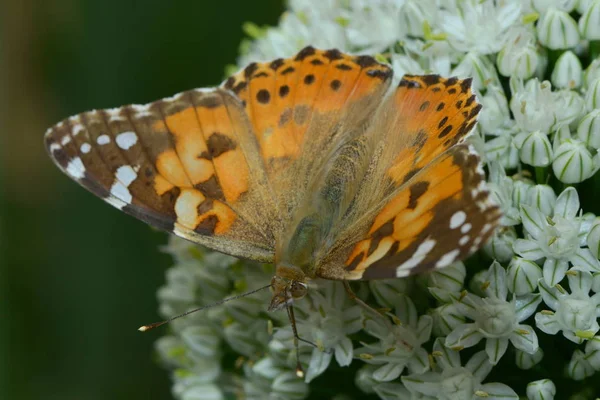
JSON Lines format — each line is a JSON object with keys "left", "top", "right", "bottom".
{"left": 0, "top": 1, "right": 282, "bottom": 399}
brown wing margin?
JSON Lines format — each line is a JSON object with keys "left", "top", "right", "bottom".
{"left": 44, "top": 88, "right": 276, "bottom": 262}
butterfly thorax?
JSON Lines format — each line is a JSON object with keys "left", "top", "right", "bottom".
{"left": 268, "top": 265, "right": 308, "bottom": 311}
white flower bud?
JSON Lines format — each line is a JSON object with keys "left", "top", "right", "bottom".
{"left": 497, "top": 28, "right": 539, "bottom": 79}
{"left": 579, "top": 0, "right": 600, "bottom": 40}
{"left": 526, "top": 184, "right": 557, "bottom": 216}
{"left": 577, "top": 109, "right": 600, "bottom": 148}
{"left": 537, "top": 8, "right": 580, "bottom": 50}
{"left": 586, "top": 219, "right": 600, "bottom": 258}
{"left": 516, "top": 348, "right": 544, "bottom": 370}
{"left": 567, "top": 349, "right": 596, "bottom": 380}
{"left": 483, "top": 226, "right": 517, "bottom": 262}
{"left": 585, "top": 78, "right": 600, "bottom": 111}
{"left": 553, "top": 139, "right": 595, "bottom": 183}
{"left": 514, "top": 131, "right": 553, "bottom": 166}
{"left": 526, "top": 379, "right": 556, "bottom": 400}
{"left": 551, "top": 51, "right": 582, "bottom": 89}
{"left": 507, "top": 257, "right": 543, "bottom": 295}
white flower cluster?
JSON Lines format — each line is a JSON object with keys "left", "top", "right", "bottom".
{"left": 154, "top": 1, "right": 600, "bottom": 399}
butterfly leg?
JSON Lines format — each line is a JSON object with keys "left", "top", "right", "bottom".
{"left": 342, "top": 281, "right": 413, "bottom": 349}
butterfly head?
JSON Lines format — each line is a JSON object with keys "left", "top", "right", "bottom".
{"left": 268, "top": 265, "right": 308, "bottom": 311}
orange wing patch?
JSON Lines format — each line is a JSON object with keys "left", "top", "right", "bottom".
{"left": 387, "top": 75, "right": 482, "bottom": 186}
{"left": 222, "top": 47, "right": 392, "bottom": 175}
{"left": 339, "top": 144, "right": 500, "bottom": 280}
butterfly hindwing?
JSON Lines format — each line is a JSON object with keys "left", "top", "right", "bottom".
{"left": 45, "top": 88, "right": 276, "bottom": 262}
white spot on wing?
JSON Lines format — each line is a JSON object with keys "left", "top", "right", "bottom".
{"left": 66, "top": 157, "right": 85, "bottom": 179}
{"left": 450, "top": 211, "right": 466, "bottom": 229}
{"left": 435, "top": 249, "right": 460, "bottom": 268}
{"left": 60, "top": 135, "right": 71, "bottom": 146}
{"left": 396, "top": 239, "right": 436, "bottom": 276}
{"left": 110, "top": 165, "right": 138, "bottom": 204}
{"left": 459, "top": 235, "right": 470, "bottom": 246}
{"left": 72, "top": 124, "right": 85, "bottom": 136}
{"left": 461, "top": 223, "right": 472, "bottom": 234}
{"left": 49, "top": 143, "right": 61, "bottom": 153}
{"left": 116, "top": 131, "right": 138, "bottom": 150}
{"left": 97, "top": 135, "right": 110, "bottom": 145}
{"left": 80, "top": 143, "right": 91, "bottom": 154}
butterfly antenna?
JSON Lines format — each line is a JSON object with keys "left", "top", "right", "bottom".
{"left": 138, "top": 283, "right": 272, "bottom": 332}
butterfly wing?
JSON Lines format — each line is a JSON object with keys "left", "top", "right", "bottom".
{"left": 222, "top": 47, "right": 392, "bottom": 222}
{"left": 45, "top": 88, "right": 277, "bottom": 262}
{"left": 316, "top": 75, "right": 500, "bottom": 280}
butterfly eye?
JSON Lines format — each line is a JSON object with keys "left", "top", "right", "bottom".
{"left": 290, "top": 281, "right": 308, "bottom": 300}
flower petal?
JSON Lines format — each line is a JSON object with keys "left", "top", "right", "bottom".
{"left": 538, "top": 278, "right": 561, "bottom": 310}
{"left": 486, "top": 261, "right": 508, "bottom": 300}
{"left": 485, "top": 337, "right": 509, "bottom": 365}
{"left": 305, "top": 348, "right": 332, "bottom": 383}
{"left": 507, "top": 257, "right": 542, "bottom": 295}
{"left": 543, "top": 258, "right": 568, "bottom": 286}
{"left": 554, "top": 187, "right": 580, "bottom": 219}
{"left": 510, "top": 324, "right": 539, "bottom": 354}
{"left": 513, "top": 239, "right": 545, "bottom": 260}
{"left": 567, "top": 269, "right": 593, "bottom": 295}
{"left": 372, "top": 362, "right": 404, "bottom": 382}
{"left": 520, "top": 205, "right": 547, "bottom": 240}
{"left": 515, "top": 293, "right": 543, "bottom": 322}
{"left": 535, "top": 312, "right": 561, "bottom": 335}
{"left": 433, "top": 337, "right": 461, "bottom": 370}
{"left": 570, "top": 248, "right": 600, "bottom": 273}
{"left": 334, "top": 336, "right": 353, "bottom": 367}
{"left": 478, "top": 382, "right": 519, "bottom": 400}
{"left": 407, "top": 347, "right": 430, "bottom": 375}
{"left": 466, "top": 351, "right": 493, "bottom": 382}
{"left": 446, "top": 323, "right": 484, "bottom": 349}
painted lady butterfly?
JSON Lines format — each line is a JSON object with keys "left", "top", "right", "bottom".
{"left": 45, "top": 46, "right": 500, "bottom": 373}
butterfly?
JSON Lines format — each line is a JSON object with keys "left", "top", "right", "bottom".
{"left": 45, "top": 46, "right": 500, "bottom": 374}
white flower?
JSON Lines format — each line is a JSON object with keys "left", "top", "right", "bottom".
{"left": 585, "top": 59, "right": 600, "bottom": 88}
{"left": 357, "top": 295, "right": 432, "bottom": 382}
{"left": 530, "top": 0, "right": 578, "bottom": 14}
{"left": 577, "top": 109, "right": 600, "bottom": 148}
{"left": 446, "top": 262, "right": 541, "bottom": 364}
{"left": 551, "top": 50, "right": 582, "bottom": 89}
{"left": 537, "top": 7, "right": 580, "bottom": 50}
{"left": 272, "top": 281, "right": 362, "bottom": 382}
{"left": 525, "top": 184, "right": 557, "bottom": 217}
{"left": 553, "top": 89, "right": 585, "bottom": 128}
{"left": 440, "top": 0, "right": 521, "bottom": 54}
{"left": 526, "top": 379, "right": 556, "bottom": 400}
{"left": 497, "top": 26, "right": 540, "bottom": 79}
{"left": 510, "top": 78, "right": 556, "bottom": 134}
{"left": 515, "top": 187, "right": 600, "bottom": 285}
{"left": 587, "top": 218, "right": 600, "bottom": 258}
{"left": 536, "top": 269, "right": 600, "bottom": 344}
{"left": 401, "top": 338, "right": 518, "bottom": 400}
{"left": 579, "top": 0, "right": 600, "bottom": 40}
{"left": 426, "top": 262, "right": 466, "bottom": 303}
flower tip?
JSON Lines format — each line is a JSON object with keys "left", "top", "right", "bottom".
{"left": 296, "top": 368, "right": 304, "bottom": 378}
{"left": 138, "top": 325, "right": 149, "bottom": 332}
